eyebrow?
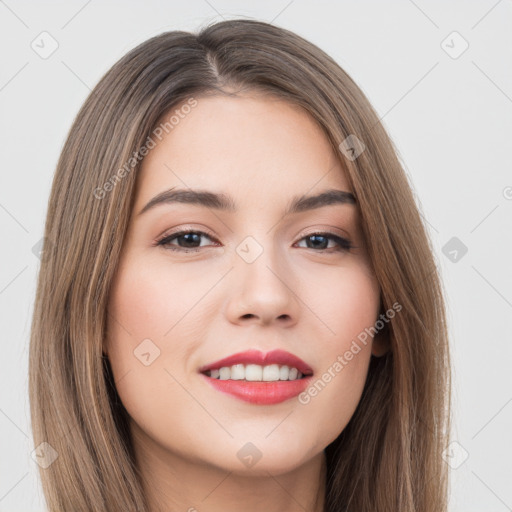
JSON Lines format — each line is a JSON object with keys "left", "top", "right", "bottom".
{"left": 138, "top": 187, "right": 356, "bottom": 217}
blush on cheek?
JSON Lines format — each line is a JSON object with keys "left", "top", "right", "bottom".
{"left": 323, "top": 275, "right": 380, "bottom": 343}
{"left": 109, "top": 265, "right": 173, "bottom": 342}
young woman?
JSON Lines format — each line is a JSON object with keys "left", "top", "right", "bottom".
{"left": 29, "top": 18, "right": 451, "bottom": 512}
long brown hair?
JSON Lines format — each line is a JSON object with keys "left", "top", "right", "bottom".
{"left": 29, "top": 18, "right": 451, "bottom": 511}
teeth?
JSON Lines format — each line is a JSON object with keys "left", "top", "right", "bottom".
{"left": 206, "top": 364, "right": 306, "bottom": 381}
{"left": 262, "top": 364, "right": 280, "bottom": 381}
{"left": 219, "top": 367, "right": 230, "bottom": 380}
{"left": 231, "top": 364, "right": 245, "bottom": 380}
{"left": 245, "top": 364, "right": 263, "bottom": 381}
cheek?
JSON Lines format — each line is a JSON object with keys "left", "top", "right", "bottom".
{"left": 105, "top": 254, "right": 227, "bottom": 420}
{"left": 108, "top": 259, "right": 177, "bottom": 337}
{"left": 295, "top": 261, "right": 379, "bottom": 443}
{"left": 105, "top": 259, "right": 204, "bottom": 447}
{"left": 107, "top": 255, "right": 219, "bottom": 347}
{"left": 335, "top": 266, "right": 380, "bottom": 340}
{"left": 300, "top": 255, "right": 380, "bottom": 343}
{"left": 106, "top": 257, "right": 197, "bottom": 371}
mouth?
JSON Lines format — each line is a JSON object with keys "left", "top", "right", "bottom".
{"left": 198, "top": 349, "right": 313, "bottom": 404}
{"left": 198, "top": 348, "right": 313, "bottom": 380}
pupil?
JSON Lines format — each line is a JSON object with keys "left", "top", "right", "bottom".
{"left": 308, "top": 235, "right": 327, "bottom": 249}
{"left": 180, "top": 233, "right": 200, "bottom": 247}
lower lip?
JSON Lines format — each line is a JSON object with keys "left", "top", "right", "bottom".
{"left": 200, "top": 373, "right": 312, "bottom": 404}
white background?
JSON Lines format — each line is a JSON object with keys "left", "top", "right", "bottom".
{"left": 0, "top": 1, "right": 511, "bottom": 510}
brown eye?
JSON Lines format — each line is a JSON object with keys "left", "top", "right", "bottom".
{"left": 156, "top": 230, "right": 218, "bottom": 252}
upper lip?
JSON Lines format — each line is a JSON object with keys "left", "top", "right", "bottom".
{"left": 198, "top": 349, "right": 313, "bottom": 376}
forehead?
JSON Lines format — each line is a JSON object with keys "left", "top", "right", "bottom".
{"left": 135, "top": 94, "right": 352, "bottom": 211}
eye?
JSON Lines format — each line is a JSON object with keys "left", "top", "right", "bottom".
{"left": 156, "top": 229, "right": 354, "bottom": 254}
{"left": 156, "top": 229, "right": 219, "bottom": 252}
{"left": 294, "top": 232, "right": 354, "bottom": 253}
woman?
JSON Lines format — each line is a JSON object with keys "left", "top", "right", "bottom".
{"left": 29, "top": 18, "right": 451, "bottom": 512}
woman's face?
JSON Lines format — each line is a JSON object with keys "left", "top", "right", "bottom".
{"left": 106, "top": 93, "right": 383, "bottom": 476}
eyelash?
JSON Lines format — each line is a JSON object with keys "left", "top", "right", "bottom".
{"left": 155, "top": 229, "right": 355, "bottom": 254}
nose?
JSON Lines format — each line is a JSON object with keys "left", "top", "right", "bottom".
{"left": 223, "top": 240, "right": 300, "bottom": 327}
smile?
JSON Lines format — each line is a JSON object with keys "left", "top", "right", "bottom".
{"left": 198, "top": 349, "right": 313, "bottom": 405}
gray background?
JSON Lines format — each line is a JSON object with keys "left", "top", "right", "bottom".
{"left": 0, "top": 1, "right": 511, "bottom": 510}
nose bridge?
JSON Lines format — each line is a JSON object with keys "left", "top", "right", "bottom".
{"left": 236, "top": 233, "right": 289, "bottom": 294}
{"left": 226, "top": 233, "right": 299, "bottom": 324}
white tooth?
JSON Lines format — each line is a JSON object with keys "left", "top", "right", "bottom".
{"left": 279, "top": 365, "right": 290, "bottom": 380}
{"left": 219, "top": 367, "right": 231, "bottom": 380}
{"left": 245, "top": 364, "right": 263, "bottom": 381}
{"left": 288, "top": 367, "right": 298, "bottom": 380}
{"left": 297, "top": 371, "right": 303, "bottom": 379}
{"left": 262, "top": 364, "right": 280, "bottom": 382}
{"left": 231, "top": 364, "right": 245, "bottom": 380}
{"left": 210, "top": 368, "right": 220, "bottom": 379}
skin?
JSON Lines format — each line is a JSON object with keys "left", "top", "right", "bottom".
{"left": 105, "top": 92, "right": 387, "bottom": 512}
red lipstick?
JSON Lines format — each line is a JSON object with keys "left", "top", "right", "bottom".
{"left": 198, "top": 349, "right": 313, "bottom": 405}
